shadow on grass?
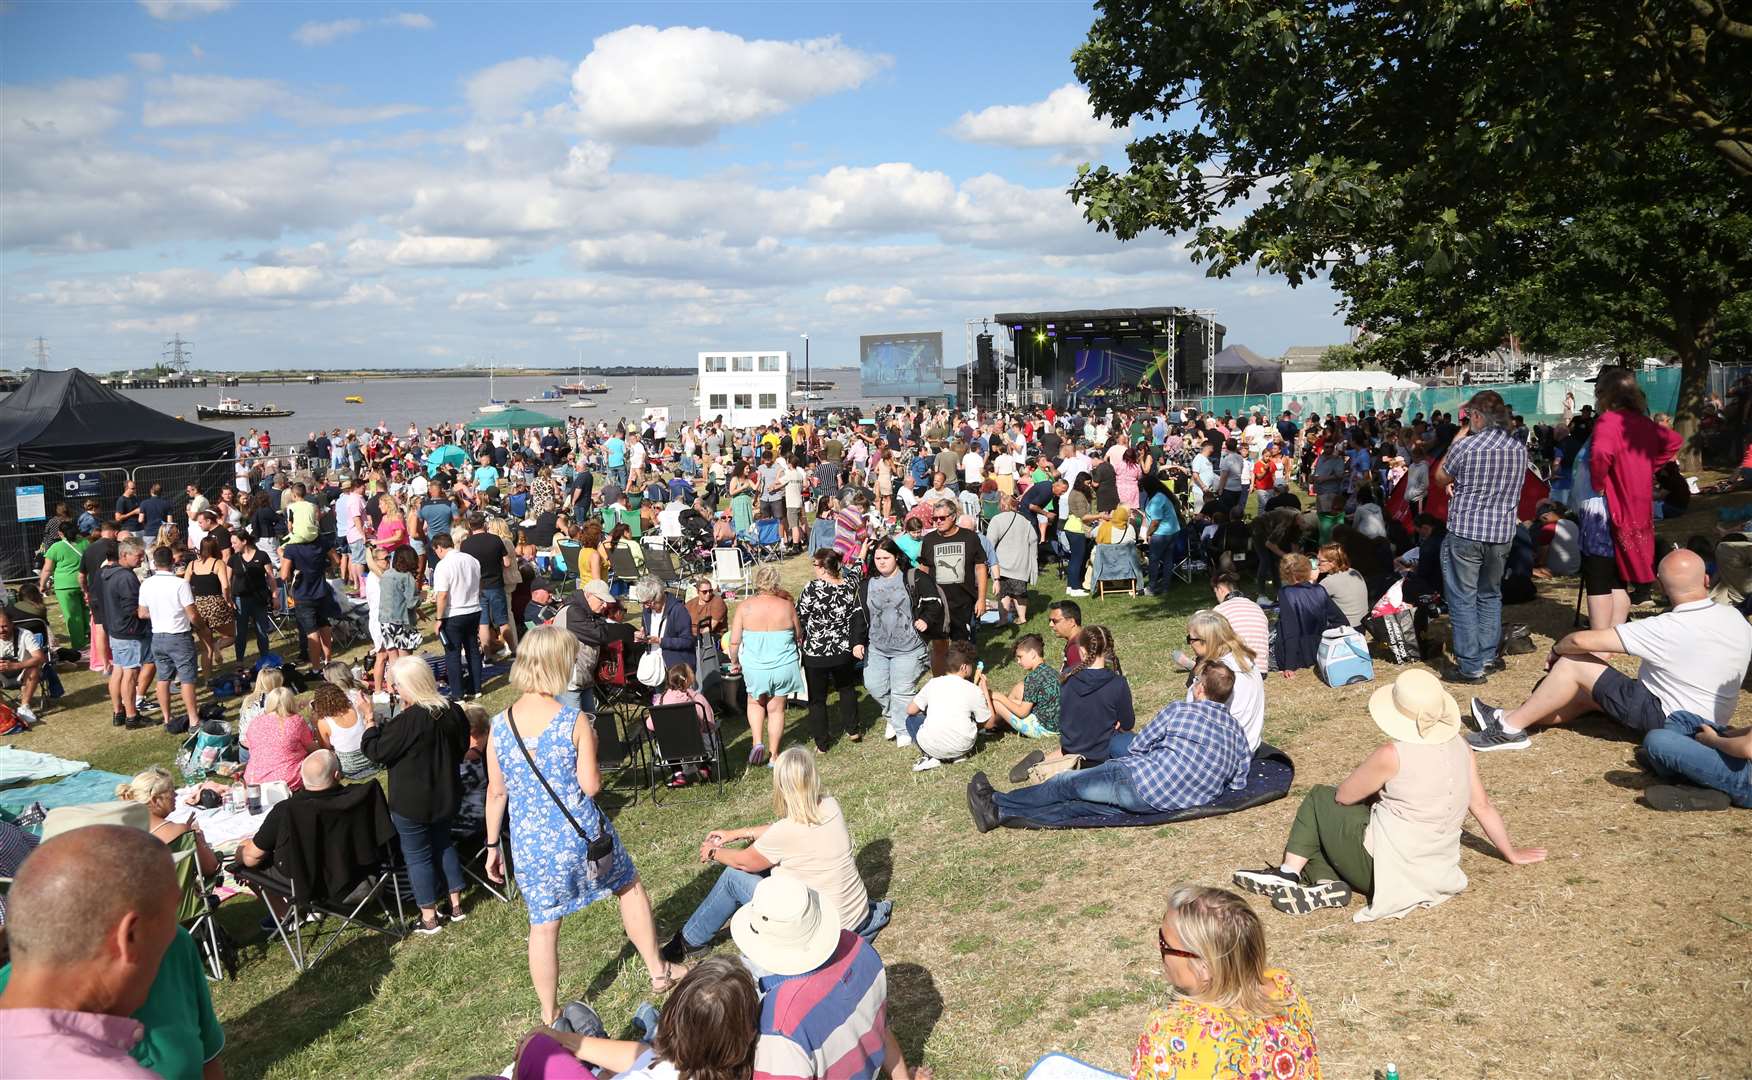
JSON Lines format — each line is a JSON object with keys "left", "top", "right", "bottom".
{"left": 220, "top": 931, "right": 397, "bottom": 1078}
{"left": 582, "top": 859, "right": 723, "bottom": 1000}
{"left": 887, "top": 962, "right": 944, "bottom": 1065}
{"left": 857, "top": 836, "right": 894, "bottom": 900}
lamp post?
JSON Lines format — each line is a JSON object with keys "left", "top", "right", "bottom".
{"left": 799, "top": 332, "right": 810, "bottom": 409}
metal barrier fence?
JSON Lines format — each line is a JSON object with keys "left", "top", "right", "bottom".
{"left": 0, "top": 466, "right": 131, "bottom": 581}
{"left": 1195, "top": 368, "right": 1683, "bottom": 423}
{"left": 130, "top": 458, "right": 241, "bottom": 524}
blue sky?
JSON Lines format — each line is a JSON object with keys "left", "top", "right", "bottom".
{"left": 0, "top": 1, "right": 1346, "bottom": 373}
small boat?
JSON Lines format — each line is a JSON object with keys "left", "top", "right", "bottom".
{"left": 344, "top": 395, "right": 364, "bottom": 404}
{"left": 476, "top": 358, "right": 512, "bottom": 413}
{"left": 797, "top": 391, "right": 824, "bottom": 401}
{"left": 307, "top": 374, "right": 322, "bottom": 384}
{"left": 568, "top": 399, "right": 598, "bottom": 409}
{"left": 478, "top": 401, "right": 510, "bottom": 414}
{"left": 197, "top": 396, "right": 295, "bottom": 419}
{"left": 532, "top": 388, "right": 564, "bottom": 401}
{"left": 626, "top": 374, "right": 647, "bottom": 406}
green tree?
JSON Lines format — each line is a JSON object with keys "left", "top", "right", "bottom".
{"left": 1070, "top": 0, "right": 1752, "bottom": 442}
{"left": 1317, "top": 344, "right": 1368, "bottom": 371}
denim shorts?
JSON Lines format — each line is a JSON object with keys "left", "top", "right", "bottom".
{"left": 293, "top": 594, "right": 342, "bottom": 633}
{"left": 480, "top": 586, "right": 510, "bottom": 628}
{"left": 152, "top": 631, "right": 199, "bottom": 684}
{"left": 110, "top": 636, "right": 147, "bottom": 670}
{"left": 348, "top": 540, "right": 368, "bottom": 563}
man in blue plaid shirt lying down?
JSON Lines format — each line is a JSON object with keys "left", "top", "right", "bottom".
{"left": 966, "top": 663, "right": 1250, "bottom": 830}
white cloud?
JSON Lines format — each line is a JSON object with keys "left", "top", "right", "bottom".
{"left": 293, "top": 18, "right": 363, "bottom": 46}
{"left": 346, "top": 234, "right": 509, "bottom": 270}
{"left": 463, "top": 56, "right": 569, "bottom": 119}
{"left": 570, "top": 25, "right": 887, "bottom": 145}
{"left": 113, "top": 313, "right": 201, "bottom": 334}
{"left": 188, "top": 43, "right": 205, "bottom": 59}
{"left": 0, "top": 76, "right": 128, "bottom": 144}
{"left": 142, "top": 75, "right": 424, "bottom": 127}
{"left": 823, "top": 284, "right": 915, "bottom": 313}
{"left": 386, "top": 12, "right": 433, "bottom": 30}
{"left": 130, "top": 52, "right": 166, "bottom": 72}
{"left": 1242, "top": 283, "right": 1279, "bottom": 298}
{"left": 138, "top": 0, "right": 232, "bottom": 20}
{"left": 951, "top": 83, "right": 1124, "bottom": 157}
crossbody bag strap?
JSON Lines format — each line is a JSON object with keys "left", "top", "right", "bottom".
{"left": 504, "top": 704, "right": 599, "bottom": 843}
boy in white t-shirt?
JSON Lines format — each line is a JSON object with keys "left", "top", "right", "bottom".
{"left": 904, "top": 640, "right": 990, "bottom": 771}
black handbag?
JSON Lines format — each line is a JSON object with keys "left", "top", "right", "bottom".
{"left": 504, "top": 705, "right": 616, "bottom": 881}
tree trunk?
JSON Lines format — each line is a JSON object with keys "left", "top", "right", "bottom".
{"left": 1671, "top": 314, "right": 1717, "bottom": 471}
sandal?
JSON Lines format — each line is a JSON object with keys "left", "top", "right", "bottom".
{"left": 651, "top": 962, "right": 689, "bottom": 994}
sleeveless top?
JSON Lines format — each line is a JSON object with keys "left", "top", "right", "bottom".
{"left": 190, "top": 562, "right": 223, "bottom": 598}
{"left": 1359, "top": 736, "right": 1472, "bottom": 922}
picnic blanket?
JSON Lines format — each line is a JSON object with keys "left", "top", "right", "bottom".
{"left": 424, "top": 653, "right": 513, "bottom": 689}
{"left": 0, "top": 747, "right": 91, "bottom": 788}
{"left": 0, "top": 770, "right": 132, "bottom": 815}
{"left": 1002, "top": 744, "right": 1295, "bottom": 831}
{"left": 1024, "top": 1053, "right": 1126, "bottom": 1079}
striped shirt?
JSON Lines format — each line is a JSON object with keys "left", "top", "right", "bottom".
{"left": 1117, "top": 700, "right": 1251, "bottom": 812}
{"left": 1215, "top": 595, "right": 1270, "bottom": 665}
{"left": 1441, "top": 427, "right": 1526, "bottom": 544}
{"left": 753, "top": 931, "right": 889, "bottom": 1080}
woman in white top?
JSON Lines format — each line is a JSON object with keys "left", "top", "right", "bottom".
{"left": 311, "top": 680, "right": 378, "bottom": 779}
{"left": 1181, "top": 610, "right": 1266, "bottom": 752}
{"left": 661, "top": 746, "right": 872, "bottom": 963}
{"left": 1233, "top": 670, "right": 1544, "bottom": 920}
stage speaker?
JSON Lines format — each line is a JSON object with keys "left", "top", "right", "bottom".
{"left": 976, "top": 334, "right": 995, "bottom": 396}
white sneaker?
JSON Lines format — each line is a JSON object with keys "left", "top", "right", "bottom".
{"left": 912, "top": 756, "right": 942, "bottom": 772}
{"left": 16, "top": 705, "right": 36, "bottom": 724}
{"left": 883, "top": 728, "right": 897, "bottom": 741}
{"left": 1065, "top": 588, "right": 1089, "bottom": 597}
{"left": 896, "top": 736, "right": 914, "bottom": 749}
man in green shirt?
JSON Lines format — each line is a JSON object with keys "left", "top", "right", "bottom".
{"left": 36, "top": 520, "right": 89, "bottom": 651}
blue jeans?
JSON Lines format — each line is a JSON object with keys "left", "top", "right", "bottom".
{"left": 1107, "top": 731, "right": 1136, "bottom": 758}
{"left": 864, "top": 647, "right": 927, "bottom": 737}
{"left": 1642, "top": 712, "right": 1752, "bottom": 807}
{"left": 557, "top": 687, "right": 598, "bottom": 714}
{"left": 992, "top": 760, "right": 1153, "bottom": 825}
{"left": 1441, "top": 532, "right": 1509, "bottom": 677}
{"left": 904, "top": 712, "right": 927, "bottom": 743}
{"left": 681, "top": 866, "right": 763, "bottom": 948}
{"left": 1066, "top": 533, "right": 1089, "bottom": 591}
{"left": 439, "top": 611, "right": 483, "bottom": 699}
{"left": 236, "top": 595, "right": 273, "bottom": 661}
{"left": 390, "top": 811, "right": 465, "bottom": 907}
{"left": 1147, "top": 532, "right": 1175, "bottom": 592}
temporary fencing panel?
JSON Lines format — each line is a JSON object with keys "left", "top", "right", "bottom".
{"left": 0, "top": 466, "right": 130, "bottom": 581}
{"left": 129, "top": 458, "right": 240, "bottom": 521}
{"left": 1195, "top": 370, "right": 1680, "bottom": 423}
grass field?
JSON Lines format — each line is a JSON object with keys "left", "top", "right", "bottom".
{"left": 10, "top": 490, "right": 1752, "bottom": 1079}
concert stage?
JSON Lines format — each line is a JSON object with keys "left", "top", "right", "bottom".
{"left": 971, "top": 307, "right": 1227, "bottom": 410}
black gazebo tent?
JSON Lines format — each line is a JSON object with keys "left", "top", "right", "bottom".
{"left": 0, "top": 369, "right": 233, "bottom": 580}
{"left": 1210, "top": 345, "right": 1283, "bottom": 398}
{"left": 0, "top": 368, "right": 233, "bottom": 469}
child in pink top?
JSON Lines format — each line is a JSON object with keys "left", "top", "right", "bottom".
{"left": 651, "top": 664, "right": 718, "bottom": 788}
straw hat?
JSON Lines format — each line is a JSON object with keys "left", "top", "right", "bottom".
{"left": 730, "top": 877, "right": 841, "bottom": 977}
{"left": 1367, "top": 669, "right": 1462, "bottom": 745}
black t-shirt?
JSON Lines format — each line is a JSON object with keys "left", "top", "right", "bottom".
{"left": 251, "top": 505, "right": 282, "bottom": 539}
{"left": 1264, "top": 490, "right": 1302, "bottom": 512}
{"left": 115, "top": 495, "right": 139, "bottom": 522}
{"left": 918, "top": 528, "right": 981, "bottom": 610}
{"left": 526, "top": 511, "right": 559, "bottom": 548}
{"left": 460, "top": 532, "right": 507, "bottom": 588}
{"left": 1039, "top": 430, "right": 1062, "bottom": 460}
{"left": 138, "top": 497, "right": 172, "bottom": 537}
{"left": 1093, "top": 461, "right": 1119, "bottom": 513}
{"left": 229, "top": 548, "right": 272, "bottom": 603}
{"left": 1019, "top": 482, "right": 1056, "bottom": 525}
{"left": 80, "top": 538, "right": 116, "bottom": 587}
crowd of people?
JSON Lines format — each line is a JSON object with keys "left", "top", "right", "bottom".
{"left": 5, "top": 362, "right": 1750, "bottom": 1080}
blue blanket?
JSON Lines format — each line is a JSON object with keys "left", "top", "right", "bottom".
{"left": 0, "top": 770, "right": 133, "bottom": 815}
{"left": 1002, "top": 744, "right": 1295, "bottom": 831}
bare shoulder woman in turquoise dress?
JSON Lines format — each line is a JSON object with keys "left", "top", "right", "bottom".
{"left": 485, "top": 625, "right": 687, "bottom": 1023}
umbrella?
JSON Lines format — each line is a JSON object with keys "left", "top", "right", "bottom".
{"left": 425, "top": 444, "right": 468, "bottom": 476}
{"left": 462, "top": 406, "right": 565, "bottom": 432}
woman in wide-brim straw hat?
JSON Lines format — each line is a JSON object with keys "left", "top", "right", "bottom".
{"left": 1232, "top": 668, "right": 1547, "bottom": 921}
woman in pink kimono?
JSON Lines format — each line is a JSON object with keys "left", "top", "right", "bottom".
{"left": 1584, "top": 368, "right": 1683, "bottom": 628}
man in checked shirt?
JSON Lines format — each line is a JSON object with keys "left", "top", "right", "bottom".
{"left": 967, "top": 663, "right": 1250, "bottom": 831}
{"left": 1433, "top": 390, "right": 1528, "bottom": 685}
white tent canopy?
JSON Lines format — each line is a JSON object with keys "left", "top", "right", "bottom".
{"left": 1281, "top": 370, "right": 1423, "bottom": 393}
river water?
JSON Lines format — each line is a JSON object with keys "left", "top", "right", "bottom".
{"left": 126, "top": 371, "right": 874, "bottom": 441}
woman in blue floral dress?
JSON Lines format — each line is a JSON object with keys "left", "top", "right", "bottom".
{"left": 484, "top": 625, "right": 688, "bottom": 1023}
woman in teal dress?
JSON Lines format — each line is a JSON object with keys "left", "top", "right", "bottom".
{"left": 727, "top": 564, "right": 805, "bottom": 767}
{"left": 485, "top": 625, "right": 687, "bottom": 1023}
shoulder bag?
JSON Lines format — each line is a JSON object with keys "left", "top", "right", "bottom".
{"left": 504, "top": 705, "right": 616, "bottom": 881}
{"left": 636, "top": 607, "right": 668, "bottom": 687}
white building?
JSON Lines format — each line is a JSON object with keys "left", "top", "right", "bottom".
{"left": 698, "top": 350, "right": 789, "bottom": 427}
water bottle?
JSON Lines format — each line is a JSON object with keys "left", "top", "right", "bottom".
{"left": 1383, "top": 1065, "right": 1400, "bottom": 1080}
{"left": 245, "top": 782, "right": 262, "bottom": 815}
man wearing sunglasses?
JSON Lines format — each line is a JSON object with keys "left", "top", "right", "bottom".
{"left": 917, "top": 507, "right": 986, "bottom": 676}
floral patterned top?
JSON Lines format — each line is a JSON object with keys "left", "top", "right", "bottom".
{"left": 1021, "top": 663, "right": 1062, "bottom": 733}
{"left": 797, "top": 565, "right": 863, "bottom": 663}
{"left": 1132, "top": 969, "right": 1322, "bottom": 1080}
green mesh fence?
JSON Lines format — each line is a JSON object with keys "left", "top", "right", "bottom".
{"left": 1196, "top": 369, "right": 1679, "bottom": 422}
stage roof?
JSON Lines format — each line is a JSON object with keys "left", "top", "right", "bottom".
{"left": 990, "top": 307, "right": 1226, "bottom": 334}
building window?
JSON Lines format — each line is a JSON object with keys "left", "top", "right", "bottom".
{"left": 759, "top": 393, "right": 778, "bottom": 409}
{"left": 704, "top": 356, "right": 727, "bottom": 372}
{"left": 734, "top": 393, "right": 753, "bottom": 409}
{"left": 732, "top": 355, "right": 753, "bottom": 372}
{"left": 759, "top": 355, "right": 781, "bottom": 372}
{"left": 709, "top": 394, "right": 728, "bottom": 410}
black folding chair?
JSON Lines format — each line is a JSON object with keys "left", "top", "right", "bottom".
{"left": 450, "top": 824, "right": 518, "bottom": 903}
{"left": 230, "top": 783, "right": 408, "bottom": 972}
{"left": 644, "top": 547, "right": 686, "bottom": 595}
{"left": 646, "top": 701, "right": 724, "bottom": 802}
{"left": 609, "top": 545, "right": 643, "bottom": 587}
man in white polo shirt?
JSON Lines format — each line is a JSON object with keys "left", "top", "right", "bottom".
{"left": 430, "top": 532, "right": 483, "bottom": 702}
{"left": 1468, "top": 549, "right": 1752, "bottom": 751}
{"left": 138, "top": 545, "right": 201, "bottom": 734}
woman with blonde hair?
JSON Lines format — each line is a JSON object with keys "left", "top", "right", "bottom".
{"left": 364, "top": 655, "right": 470, "bottom": 934}
{"left": 727, "top": 564, "right": 804, "bottom": 767}
{"left": 487, "top": 516, "right": 523, "bottom": 653}
{"left": 661, "top": 746, "right": 875, "bottom": 965}
{"left": 1183, "top": 609, "right": 1266, "bottom": 751}
{"left": 1130, "top": 884, "right": 1322, "bottom": 1079}
{"left": 484, "top": 625, "right": 684, "bottom": 1020}
{"left": 115, "top": 764, "right": 220, "bottom": 877}
{"left": 375, "top": 492, "right": 410, "bottom": 552}
{"left": 238, "top": 666, "right": 284, "bottom": 740}
{"left": 242, "top": 687, "right": 316, "bottom": 790}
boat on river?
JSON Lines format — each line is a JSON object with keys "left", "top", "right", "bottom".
{"left": 197, "top": 396, "right": 295, "bottom": 419}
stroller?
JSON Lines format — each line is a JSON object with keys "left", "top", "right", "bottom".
{"left": 324, "top": 579, "right": 373, "bottom": 654}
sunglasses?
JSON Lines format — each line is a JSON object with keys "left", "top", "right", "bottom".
{"left": 1159, "top": 927, "right": 1199, "bottom": 961}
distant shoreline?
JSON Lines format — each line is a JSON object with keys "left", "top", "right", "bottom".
{"left": 96, "top": 368, "right": 859, "bottom": 384}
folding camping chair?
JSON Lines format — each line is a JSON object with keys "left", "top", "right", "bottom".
{"left": 230, "top": 782, "right": 408, "bottom": 973}
{"left": 608, "top": 545, "right": 643, "bottom": 588}
{"left": 644, "top": 546, "right": 687, "bottom": 595}
{"left": 588, "top": 639, "right": 646, "bottom": 803}
{"left": 601, "top": 506, "right": 642, "bottom": 540}
{"left": 1091, "top": 542, "right": 1144, "bottom": 598}
{"left": 743, "top": 517, "right": 784, "bottom": 563}
{"left": 170, "top": 831, "right": 238, "bottom": 982}
{"left": 712, "top": 546, "right": 748, "bottom": 596}
{"left": 645, "top": 701, "right": 724, "bottom": 802}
